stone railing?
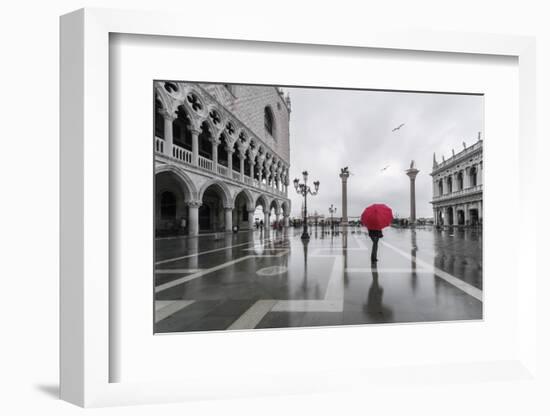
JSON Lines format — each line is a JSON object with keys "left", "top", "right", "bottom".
{"left": 156, "top": 136, "right": 288, "bottom": 197}
{"left": 432, "top": 184, "right": 482, "bottom": 202}
{"left": 434, "top": 141, "right": 483, "bottom": 172}
{"left": 198, "top": 155, "right": 213, "bottom": 171}
{"left": 217, "top": 164, "right": 228, "bottom": 176}
{"left": 155, "top": 136, "right": 164, "bottom": 153}
{"left": 172, "top": 144, "right": 192, "bottom": 164}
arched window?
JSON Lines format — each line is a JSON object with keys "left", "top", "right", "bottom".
{"left": 470, "top": 167, "right": 477, "bottom": 187}
{"left": 198, "top": 122, "right": 213, "bottom": 159}
{"left": 160, "top": 192, "right": 177, "bottom": 219}
{"left": 173, "top": 106, "right": 192, "bottom": 150}
{"left": 264, "top": 106, "right": 274, "bottom": 137}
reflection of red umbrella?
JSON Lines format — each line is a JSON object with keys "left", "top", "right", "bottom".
{"left": 361, "top": 204, "right": 393, "bottom": 230}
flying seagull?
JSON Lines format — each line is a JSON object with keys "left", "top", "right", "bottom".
{"left": 392, "top": 123, "right": 405, "bottom": 132}
{"left": 381, "top": 165, "right": 390, "bottom": 172}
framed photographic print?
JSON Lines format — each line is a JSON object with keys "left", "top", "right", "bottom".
{"left": 152, "top": 80, "right": 484, "bottom": 334}
{"left": 60, "top": 8, "right": 537, "bottom": 408}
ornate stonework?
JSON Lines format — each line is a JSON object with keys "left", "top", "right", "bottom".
{"left": 430, "top": 137, "right": 483, "bottom": 227}
{"left": 154, "top": 81, "right": 292, "bottom": 236}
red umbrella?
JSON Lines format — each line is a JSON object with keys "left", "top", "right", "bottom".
{"left": 361, "top": 204, "right": 393, "bottom": 230}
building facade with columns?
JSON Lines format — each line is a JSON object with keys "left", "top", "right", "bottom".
{"left": 430, "top": 137, "right": 483, "bottom": 227}
{"left": 154, "top": 81, "right": 292, "bottom": 237}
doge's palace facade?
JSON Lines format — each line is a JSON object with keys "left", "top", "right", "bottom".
{"left": 430, "top": 135, "right": 483, "bottom": 227}
{"left": 154, "top": 81, "right": 292, "bottom": 237}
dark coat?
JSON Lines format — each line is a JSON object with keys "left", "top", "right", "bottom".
{"left": 368, "top": 229, "right": 383, "bottom": 239}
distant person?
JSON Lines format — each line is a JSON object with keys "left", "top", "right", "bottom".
{"left": 179, "top": 216, "right": 187, "bottom": 235}
{"left": 368, "top": 228, "right": 383, "bottom": 263}
{"left": 259, "top": 220, "right": 264, "bottom": 229}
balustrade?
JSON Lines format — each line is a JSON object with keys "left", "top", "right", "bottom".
{"left": 156, "top": 139, "right": 288, "bottom": 198}
{"left": 217, "top": 164, "right": 228, "bottom": 176}
{"left": 433, "top": 184, "right": 482, "bottom": 201}
{"left": 155, "top": 137, "right": 164, "bottom": 153}
{"left": 172, "top": 144, "right": 192, "bottom": 164}
{"left": 198, "top": 156, "right": 213, "bottom": 171}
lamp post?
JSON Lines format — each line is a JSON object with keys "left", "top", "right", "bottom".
{"left": 293, "top": 170, "right": 320, "bottom": 240}
{"left": 328, "top": 204, "right": 337, "bottom": 232}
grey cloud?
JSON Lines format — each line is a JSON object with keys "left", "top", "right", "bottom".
{"left": 285, "top": 87, "right": 483, "bottom": 219}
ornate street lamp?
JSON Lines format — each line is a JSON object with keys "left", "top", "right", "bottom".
{"left": 293, "top": 170, "right": 320, "bottom": 240}
{"left": 328, "top": 204, "right": 337, "bottom": 231}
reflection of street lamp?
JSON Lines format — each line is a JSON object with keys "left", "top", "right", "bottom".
{"left": 328, "top": 204, "right": 337, "bottom": 231}
{"left": 293, "top": 170, "right": 320, "bottom": 240}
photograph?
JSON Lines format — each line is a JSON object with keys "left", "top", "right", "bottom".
{"left": 153, "top": 81, "right": 483, "bottom": 333}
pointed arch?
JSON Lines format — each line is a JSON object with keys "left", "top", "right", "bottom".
{"left": 155, "top": 164, "right": 198, "bottom": 202}
{"left": 198, "top": 179, "right": 233, "bottom": 208}
{"left": 255, "top": 194, "right": 269, "bottom": 211}
{"left": 233, "top": 189, "right": 255, "bottom": 212}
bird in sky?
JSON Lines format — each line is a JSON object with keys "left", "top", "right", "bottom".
{"left": 392, "top": 123, "right": 405, "bottom": 132}
{"left": 380, "top": 165, "right": 390, "bottom": 171}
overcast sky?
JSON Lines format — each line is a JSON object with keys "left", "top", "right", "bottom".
{"left": 284, "top": 87, "right": 483, "bottom": 219}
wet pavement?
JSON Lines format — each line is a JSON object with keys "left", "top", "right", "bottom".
{"left": 154, "top": 226, "right": 482, "bottom": 333}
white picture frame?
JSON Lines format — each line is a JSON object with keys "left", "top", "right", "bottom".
{"left": 60, "top": 8, "right": 537, "bottom": 407}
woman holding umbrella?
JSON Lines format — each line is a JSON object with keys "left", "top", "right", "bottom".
{"left": 360, "top": 204, "right": 394, "bottom": 263}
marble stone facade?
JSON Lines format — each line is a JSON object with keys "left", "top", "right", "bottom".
{"left": 154, "top": 81, "right": 292, "bottom": 236}
{"left": 430, "top": 137, "right": 483, "bottom": 227}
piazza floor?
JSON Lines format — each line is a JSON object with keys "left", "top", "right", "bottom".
{"left": 154, "top": 226, "right": 482, "bottom": 333}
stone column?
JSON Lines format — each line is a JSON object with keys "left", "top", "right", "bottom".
{"left": 250, "top": 160, "right": 256, "bottom": 180}
{"left": 479, "top": 201, "right": 483, "bottom": 223}
{"left": 443, "top": 207, "right": 450, "bottom": 227}
{"left": 226, "top": 147, "right": 233, "bottom": 177}
{"left": 406, "top": 167, "right": 420, "bottom": 224}
{"left": 275, "top": 209, "right": 281, "bottom": 226}
{"left": 239, "top": 153, "right": 245, "bottom": 182}
{"left": 163, "top": 113, "right": 174, "bottom": 157}
{"left": 224, "top": 207, "right": 233, "bottom": 232}
{"left": 211, "top": 138, "right": 220, "bottom": 172}
{"left": 259, "top": 167, "right": 264, "bottom": 185}
{"left": 283, "top": 214, "right": 290, "bottom": 227}
{"left": 451, "top": 173, "right": 458, "bottom": 193}
{"left": 187, "top": 236, "right": 199, "bottom": 269}
{"left": 264, "top": 210, "right": 270, "bottom": 229}
{"left": 451, "top": 206, "right": 456, "bottom": 226}
{"left": 339, "top": 168, "right": 350, "bottom": 226}
{"left": 187, "top": 201, "right": 201, "bottom": 236}
{"left": 477, "top": 162, "right": 483, "bottom": 186}
{"left": 247, "top": 209, "right": 255, "bottom": 229}
{"left": 191, "top": 129, "right": 200, "bottom": 167}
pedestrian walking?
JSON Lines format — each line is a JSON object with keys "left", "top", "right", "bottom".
{"left": 360, "top": 203, "right": 393, "bottom": 264}
{"left": 368, "top": 229, "right": 383, "bottom": 263}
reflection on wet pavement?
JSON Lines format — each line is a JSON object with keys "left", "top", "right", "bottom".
{"left": 154, "top": 226, "right": 482, "bottom": 333}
